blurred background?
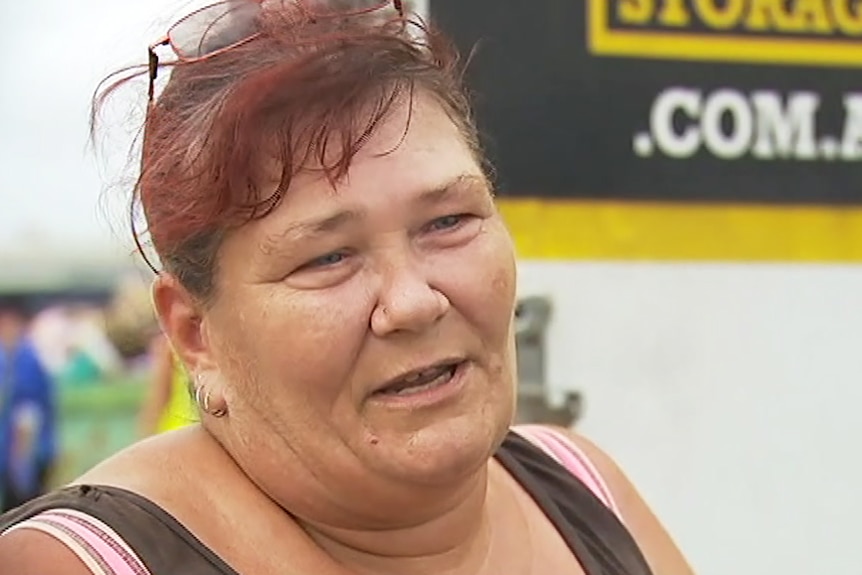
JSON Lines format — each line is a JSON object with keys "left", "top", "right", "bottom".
{"left": 1, "top": 1, "right": 860, "bottom": 574}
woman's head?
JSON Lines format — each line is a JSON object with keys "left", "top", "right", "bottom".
{"left": 102, "top": 0, "right": 519, "bottom": 525}
{"left": 130, "top": 0, "right": 481, "bottom": 301}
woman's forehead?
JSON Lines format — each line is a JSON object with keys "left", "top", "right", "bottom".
{"left": 264, "top": 97, "right": 480, "bottom": 207}
{"left": 258, "top": 172, "right": 488, "bottom": 249}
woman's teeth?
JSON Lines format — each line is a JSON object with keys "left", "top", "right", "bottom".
{"left": 383, "top": 365, "right": 456, "bottom": 395}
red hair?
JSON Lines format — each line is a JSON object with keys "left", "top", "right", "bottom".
{"left": 93, "top": 3, "right": 480, "bottom": 300}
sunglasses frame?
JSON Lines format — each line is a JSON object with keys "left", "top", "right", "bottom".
{"left": 146, "top": 0, "right": 404, "bottom": 100}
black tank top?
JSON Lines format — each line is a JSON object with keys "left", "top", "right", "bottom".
{"left": 0, "top": 432, "right": 654, "bottom": 575}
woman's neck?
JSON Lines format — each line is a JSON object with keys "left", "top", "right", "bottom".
{"left": 210, "top": 425, "right": 522, "bottom": 575}
{"left": 299, "top": 465, "right": 500, "bottom": 575}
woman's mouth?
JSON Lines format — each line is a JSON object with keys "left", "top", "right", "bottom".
{"left": 377, "top": 363, "right": 459, "bottom": 396}
{"left": 371, "top": 360, "right": 469, "bottom": 408}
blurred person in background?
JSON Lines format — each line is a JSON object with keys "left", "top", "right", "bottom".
{"left": 0, "top": 297, "right": 57, "bottom": 512}
{"left": 0, "top": 2, "right": 692, "bottom": 574}
{"left": 29, "top": 304, "right": 123, "bottom": 386}
{"left": 61, "top": 305, "right": 123, "bottom": 383}
{"left": 27, "top": 306, "right": 76, "bottom": 377}
{"left": 137, "top": 331, "right": 197, "bottom": 436}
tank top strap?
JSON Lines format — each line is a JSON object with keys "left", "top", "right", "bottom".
{"left": 3, "top": 507, "right": 151, "bottom": 575}
{"left": 0, "top": 485, "right": 236, "bottom": 575}
{"left": 512, "top": 424, "right": 623, "bottom": 520}
{"left": 497, "top": 431, "right": 654, "bottom": 575}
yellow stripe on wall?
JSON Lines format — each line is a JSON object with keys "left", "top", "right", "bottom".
{"left": 496, "top": 199, "right": 862, "bottom": 262}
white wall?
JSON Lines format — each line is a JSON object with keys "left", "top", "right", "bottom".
{"left": 517, "top": 261, "right": 862, "bottom": 575}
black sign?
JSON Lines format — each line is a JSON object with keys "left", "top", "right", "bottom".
{"left": 432, "top": 0, "right": 862, "bottom": 205}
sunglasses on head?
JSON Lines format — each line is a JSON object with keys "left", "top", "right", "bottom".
{"left": 147, "top": 0, "right": 405, "bottom": 100}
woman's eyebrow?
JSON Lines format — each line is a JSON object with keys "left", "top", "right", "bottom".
{"left": 413, "top": 174, "right": 489, "bottom": 207}
{"left": 260, "top": 209, "right": 364, "bottom": 255}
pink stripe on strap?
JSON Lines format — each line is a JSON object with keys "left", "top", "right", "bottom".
{"left": 4, "top": 517, "right": 110, "bottom": 575}
{"left": 514, "top": 424, "right": 565, "bottom": 464}
{"left": 3, "top": 508, "right": 151, "bottom": 575}
{"left": 513, "top": 424, "right": 623, "bottom": 520}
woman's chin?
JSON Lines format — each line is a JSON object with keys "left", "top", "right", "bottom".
{"left": 365, "top": 414, "right": 510, "bottom": 487}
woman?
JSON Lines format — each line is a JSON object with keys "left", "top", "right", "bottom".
{"left": 0, "top": 1, "right": 694, "bottom": 574}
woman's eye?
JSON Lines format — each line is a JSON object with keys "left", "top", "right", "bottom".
{"left": 427, "top": 214, "right": 468, "bottom": 232}
{"left": 303, "top": 251, "right": 348, "bottom": 269}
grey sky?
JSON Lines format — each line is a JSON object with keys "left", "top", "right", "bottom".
{"left": 0, "top": 0, "right": 250, "bottom": 256}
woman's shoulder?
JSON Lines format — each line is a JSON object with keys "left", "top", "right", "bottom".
{"left": 0, "top": 427, "right": 312, "bottom": 575}
{"left": 76, "top": 424, "right": 216, "bottom": 488}
{"left": 523, "top": 425, "right": 696, "bottom": 575}
{"left": 0, "top": 431, "right": 225, "bottom": 575}
{"left": 0, "top": 428, "right": 209, "bottom": 534}
{"left": 509, "top": 424, "right": 647, "bottom": 503}
{"left": 0, "top": 482, "right": 199, "bottom": 575}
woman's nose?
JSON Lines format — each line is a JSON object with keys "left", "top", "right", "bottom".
{"left": 369, "top": 259, "right": 450, "bottom": 337}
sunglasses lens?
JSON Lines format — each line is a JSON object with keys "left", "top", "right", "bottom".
{"left": 169, "top": 0, "right": 262, "bottom": 59}
{"left": 167, "top": 0, "right": 403, "bottom": 61}
{"left": 305, "top": 0, "right": 393, "bottom": 17}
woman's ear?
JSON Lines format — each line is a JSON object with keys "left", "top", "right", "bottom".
{"left": 151, "top": 274, "right": 214, "bottom": 374}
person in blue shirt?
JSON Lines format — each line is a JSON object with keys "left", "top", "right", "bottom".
{"left": 0, "top": 297, "right": 57, "bottom": 512}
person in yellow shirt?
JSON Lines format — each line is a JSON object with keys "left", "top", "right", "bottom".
{"left": 137, "top": 334, "right": 197, "bottom": 436}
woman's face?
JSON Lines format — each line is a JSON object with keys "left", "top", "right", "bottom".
{"left": 169, "top": 95, "right": 518, "bottom": 511}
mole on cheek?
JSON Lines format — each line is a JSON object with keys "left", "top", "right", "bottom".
{"left": 490, "top": 262, "right": 513, "bottom": 294}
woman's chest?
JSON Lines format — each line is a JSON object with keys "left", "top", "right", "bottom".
{"left": 179, "top": 496, "right": 586, "bottom": 575}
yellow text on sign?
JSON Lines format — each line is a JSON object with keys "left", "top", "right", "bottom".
{"left": 591, "top": 0, "right": 862, "bottom": 67}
